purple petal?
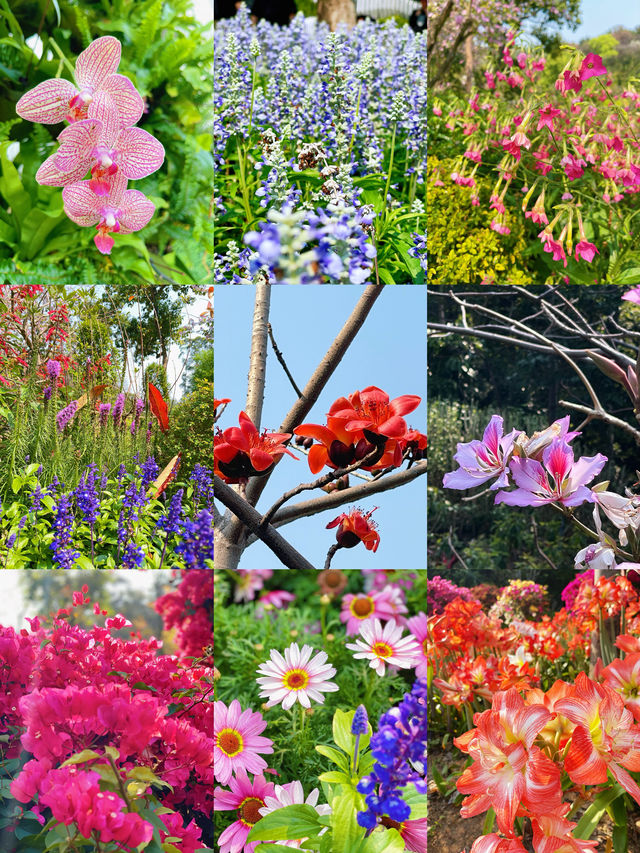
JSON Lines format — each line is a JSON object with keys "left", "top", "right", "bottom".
{"left": 482, "top": 415, "right": 504, "bottom": 455}
{"left": 443, "top": 467, "right": 495, "bottom": 490}
{"left": 561, "top": 485, "right": 597, "bottom": 507}
{"left": 16, "top": 79, "right": 78, "bottom": 124}
{"left": 542, "top": 439, "right": 573, "bottom": 483}
{"left": 117, "top": 190, "right": 155, "bottom": 233}
{"left": 508, "top": 456, "right": 548, "bottom": 494}
{"left": 494, "top": 488, "right": 549, "bottom": 507}
{"left": 116, "top": 127, "right": 165, "bottom": 179}
{"left": 569, "top": 453, "right": 607, "bottom": 491}
{"left": 74, "top": 36, "right": 121, "bottom": 90}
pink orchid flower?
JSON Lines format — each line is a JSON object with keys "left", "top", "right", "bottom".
{"left": 443, "top": 415, "right": 521, "bottom": 491}
{"left": 62, "top": 171, "right": 154, "bottom": 254}
{"left": 16, "top": 36, "right": 143, "bottom": 128}
{"left": 35, "top": 112, "right": 164, "bottom": 194}
{"left": 494, "top": 438, "right": 607, "bottom": 507}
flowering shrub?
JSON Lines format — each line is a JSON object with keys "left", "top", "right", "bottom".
{"left": 427, "top": 575, "right": 475, "bottom": 615}
{"left": 490, "top": 579, "right": 549, "bottom": 623}
{"left": 155, "top": 569, "right": 214, "bottom": 663}
{"left": 0, "top": 583, "right": 213, "bottom": 850}
{"left": 214, "top": 569, "right": 427, "bottom": 851}
{"left": 214, "top": 9, "right": 426, "bottom": 283}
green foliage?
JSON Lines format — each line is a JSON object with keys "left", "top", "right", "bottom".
{"left": 0, "top": 1, "right": 213, "bottom": 284}
{"left": 157, "top": 378, "right": 213, "bottom": 478}
{"left": 584, "top": 33, "right": 619, "bottom": 60}
{"left": 427, "top": 157, "right": 533, "bottom": 285}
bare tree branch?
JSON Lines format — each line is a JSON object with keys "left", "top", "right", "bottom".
{"left": 214, "top": 476, "right": 318, "bottom": 570}
{"left": 268, "top": 322, "right": 303, "bottom": 398}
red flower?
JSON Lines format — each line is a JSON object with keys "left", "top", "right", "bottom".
{"left": 326, "top": 507, "right": 380, "bottom": 552}
{"left": 294, "top": 386, "right": 421, "bottom": 474}
{"left": 215, "top": 410, "right": 296, "bottom": 484}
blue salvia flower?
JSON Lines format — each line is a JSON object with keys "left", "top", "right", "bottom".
{"left": 351, "top": 704, "right": 369, "bottom": 774}
{"left": 175, "top": 509, "right": 214, "bottom": 569}
{"left": 50, "top": 494, "right": 79, "bottom": 569}
{"left": 121, "top": 541, "right": 145, "bottom": 569}
{"left": 74, "top": 465, "right": 100, "bottom": 527}
{"left": 190, "top": 465, "right": 214, "bottom": 511}
{"left": 141, "top": 456, "right": 159, "bottom": 489}
{"left": 356, "top": 679, "right": 427, "bottom": 830}
{"left": 157, "top": 489, "right": 184, "bottom": 536}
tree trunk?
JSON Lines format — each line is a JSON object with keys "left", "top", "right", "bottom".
{"left": 464, "top": 33, "right": 474, "bottom": 92}
{"left": 317, "top": 0, "right": 356, "bottom": 30}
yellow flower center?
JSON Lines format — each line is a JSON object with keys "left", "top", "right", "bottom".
{"left": 351, "top": 596, "right": 374, "bottom": 618}
{"left": 217, "top": 727, "right": 244, "bottom": 757}
{"left": 372, "top": 641, "right": 393, "bottom": 659}
{"left": 283, "top": 668, "right": 309, "bottom": 690}
{"left": 239, "top": 796, "right": 264, "bottom": 826}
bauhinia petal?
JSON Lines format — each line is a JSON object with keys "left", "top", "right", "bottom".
{"left": 36, "top": 155, "right": 91, "bottom": 187}
{"left": 99, "top": 74, "right": 144, "bottom": 127}
{"left": 116, "top": 127, "right": 165, "bottom": 179}
{"left": 62, "top": 181, "right": 101, "bottom": 226}
{"left": 54, "top": 119, "right": 102, "bottom": 171}
{"left": 117, "top": 190, "right": 155, "bottom": 234}
{"left": 74, "top": 36, "right": 121, "bottom": 90}
{"left": 16, "top": 78, "right": 78, "bottom": 124}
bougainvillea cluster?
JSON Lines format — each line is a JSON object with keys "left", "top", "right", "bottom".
{"left": 155, "top": 568, "right": 213, "bottom": 663}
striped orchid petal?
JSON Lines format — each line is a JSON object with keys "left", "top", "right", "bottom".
{"left": 61, "top": 181, "right": 102, "bottom": 226}
{"left": 117, "top": 190, "right": 155, "bottom": 234}
{"left": 96, "top": 74, "right": 144, "bottom": 128}
{"left": 16, "top": 78, "right": 78, "bottom": 124}
{"left": 53, "top": 119, "right": 103, "bottom": 171}
{"left": 116, "top": 127, "right": 165, "bottom": 179}
{"left": 36, "top": 155, "right": 91, "bottom": 187}
{"left": 74, "top": 36, "right": 121, "bottom": 90}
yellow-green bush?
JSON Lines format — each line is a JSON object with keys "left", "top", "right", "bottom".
{"left": 427, "top": 157, "right": 534, "bottom": 285}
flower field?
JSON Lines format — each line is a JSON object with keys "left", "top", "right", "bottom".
{"left": 213, "top": 568, "right": 427, "bottom": 851}
{"left": 214, "top": 8, "right": 426, "bottom": 283}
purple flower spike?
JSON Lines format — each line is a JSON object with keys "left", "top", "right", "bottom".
{"left": 43, "top": 386, "right": 52, "bottom": 402}
{"left": 495, "top": 438, "right": 607, "bottom": 508}
{"left": 112, "top": 393, "right": 125, "bottom": 427}
{"left": 99, "top": 402, "right": 111, "bottom": 427}
{"left": 443, "top": 415, "right": 521, "bottom": 491}
{"left": 46, "top": 359, "right": 61, "bottom": 380}
{"left": 56, "top": 400, "right": 78, "bottom": 433}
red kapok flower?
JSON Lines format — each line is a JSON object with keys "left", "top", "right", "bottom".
{"left": 327, "top": 507, "right": 380, "bottom": 552}
{"left": 215, "top": 411, "right": 296, "bottom": 483}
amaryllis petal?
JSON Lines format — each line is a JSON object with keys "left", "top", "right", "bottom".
{"left": 62, "top": 182, "right": 101, "bottom": 226}
{"left": 36, "top": 155, "right": 90, "bottom": 187}
{"left": 54, "top": 119, "right": 102, "bottom": 171}
{"left": 74, "top": 36, "right": 121, "bottom": 90}
{"left": 608, "top": 761, "right": 640, "bottom": 806}
{"left": 116, "top": 127, "right": 165, "bottom": 179}
{"left": 116, "top": 190, "right": 155, "bottom": 234}
{"left": 16, "top": 78, "right": 79, "bottom": 124}
{"left": 97, "top": 74, "right": 144, "bottom": 127}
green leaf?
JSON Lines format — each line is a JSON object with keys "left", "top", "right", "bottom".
{"left": 332, "top": 709, "right": 354, "bottom": 753}
{"left": 574, "top": 784, "right": 625, "bottom": 839}
{"left": 330, "top": 790, "right": 362, "bottom": 852}
{"left": 0, "top": 142, "right": 31, "bottom": 227}
{"left": 361, "top": 828, "right": 405, "bottom": 852}
{"left": 74, "top": 554, "right": 95, "bottom": 570}
{"left": 399, "top": 783, "right": 427, "bottom": 820}
{"left": 60, "top": 749, "right": 101, "bottom": 766}
{"left": 482, "top": 808, "right": 495, "bottom": 835}
{"left": 315, "top": 744, "right": 349, "bottom": 772}
{"left": 246, "top": 804, "right": 324, "bottom": 842}
{"left": 318, "top": 770, "right": 350, "bottom": 784}
{"left": 11, "top": 476, "right": 22, "bottom": 494}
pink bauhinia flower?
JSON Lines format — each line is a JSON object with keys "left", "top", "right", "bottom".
{"left": 443, "top": 414, "right": 521, "bottom": 491}
{"left": 36, "top": 111, "right": 164, "bottom": 194}
{"left": 494, "top": 438, "right": 607, "bottom": 507}
{"left": 622, "top": 286, "right": 640, "bottom": 305}
{"left": 16, "top": 36, "right": 143, "bottom": 128}
{"left": 62, "top": 171, "right": 154, "bottom": 254}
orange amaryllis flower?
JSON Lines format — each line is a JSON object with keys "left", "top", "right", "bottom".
{"left": 555, "top": 671, "right": 640, "bottom": 803}
{"left": 294, "top": 386, "right": 421, "bottom": 474}
{"left": 326, "top": 507, "right": 380, "bottom": 552}
{"left": 214, "top": 411, "right": 297, "bottom": 484}
{"left": 602, "top": 653, "right": 640, "bottom": 721}
{"left": 454, "top": 688, "right": 561, "bottom": 835}
{"left": 531, "top": 804, "right": 598, "bottom": 853}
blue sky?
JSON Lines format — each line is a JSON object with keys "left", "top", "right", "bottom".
{"left": 214, "top": 286, "right": 426, "bottom": 570}
{"left": 558, "top": 0, "right": 640, "bottom": 41}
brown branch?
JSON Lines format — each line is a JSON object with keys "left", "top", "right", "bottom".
{"left": 324, "top": 543, "right": 340, "bottom": 570}
{"left": 214, "top": 475, "right": 318, "bottom": 570}
{"left": 268, "top": 322, "right": 303, "bottom": 398}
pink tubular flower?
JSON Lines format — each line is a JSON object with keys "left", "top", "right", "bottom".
{"left": 556, "top": 672, "right": 640, "bottom": 804}
{"left": 36, "top": 115, "right": 164, "bottom": 193}
{"left": 443, "top": 415, "right": 521, "bottom": 491}
{"left": 214, "top": 770, "right": 276, "bottom": 853}
{"left": 346, "top": 618, "right": 420, "bottom": 677}
{"left": 575, "top": 240, "right": 599, "bottom": 263}
{"left": 62, "top": 171, "right": 154, "bottom": 254}
{"left": 340, "top": 586, "right": 407, "bottom": 635}
{"left": 213, "top": 699, "right": 274, "bottom": 786}
{"left": 495, "top": 438, "right": 607, "bottom": 507}
{"left": 16, "top": 36, "right": 143, "bottom": 127}
{"left": 541, "top": 234, "right": 567, "bottom": 267}
{"left": 455, "top": 689, "right": 561, "bottom": 836}
{"left": 407, "top": 612, "right": 428, "bottom": 678}
{"left": 536, "top": 104, "right": 561, "bottom": 132}
{"left": 579, "top": 53, "right": 607, "bottom": 81}
{"left": 256, "top": 643, "right": 338, "bottom": 710}
{"left": 561, "top": 154, "right": 587, "bottom": 181}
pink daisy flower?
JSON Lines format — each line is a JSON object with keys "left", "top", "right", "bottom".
{"left": 213, "top": 699, "right": 274, "bottom": 786}
{"left": 256, "top": 643, "right": 339, "bottom": 710}
{"left": 340, "top": 585, "right": 407, "bottom": 635}
{"left": 407, "top": 612, "right": 428, "bottom": 678}
{"left": 259, "top": 780, "right": 332, "bottom": 848}
{"left": 233, "top": 569, "right": 273, "bottom": 602}
{"left": 346, "top": 619, "right": 421, "bottom": 677}
{"left": 214, "top": 769, "right": 275, "bottom": 853}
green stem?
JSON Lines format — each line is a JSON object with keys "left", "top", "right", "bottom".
{"left": 48, "top": 37, "right": 77, "bottom": 78}
{"left": 320, "top": 600, "right": 327, "bottom": 644}
{"left": 236, "top": 138, "right": 253, "bottom": 228}
{"left": 382, "top": 121, "right": 397, "bottom": 217}
{"left": 299, "top": 703, "right": 305, "bottom": 736}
